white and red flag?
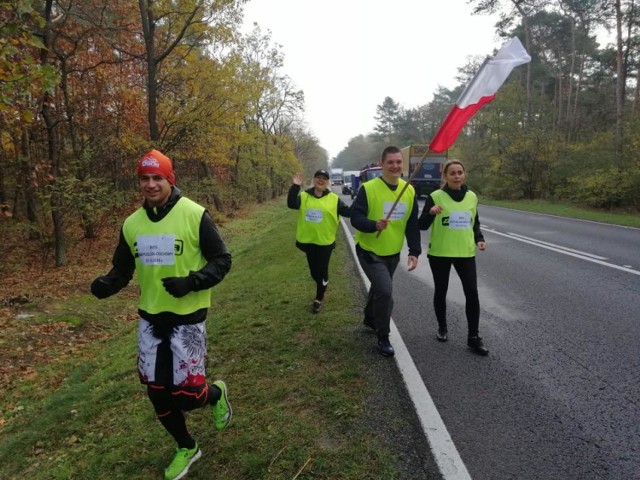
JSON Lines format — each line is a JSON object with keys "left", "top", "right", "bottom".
{"left": 428, "top": 37, "right": 531, "bottom": 153}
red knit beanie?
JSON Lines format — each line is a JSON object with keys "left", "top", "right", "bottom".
{"left": 137, "top": 149, "right": 176, "bottom": 185}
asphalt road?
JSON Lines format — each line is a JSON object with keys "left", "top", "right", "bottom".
{"left": 338, "top": 189, "right": 640, "bottom": 480}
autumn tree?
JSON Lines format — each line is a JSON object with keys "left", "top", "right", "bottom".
{"left": 137, "top": 0, "right": 245, "bottom": 144}
{"left": 0, "top": 0, "right": 58, "bottom": 223}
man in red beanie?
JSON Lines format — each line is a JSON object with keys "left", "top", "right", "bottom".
{"left": 91, "top": 149, "right": 232, "bottom": 479}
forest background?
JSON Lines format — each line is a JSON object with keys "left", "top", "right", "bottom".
{"left": 1, "top": 0, "right": 639, "bottom": 271}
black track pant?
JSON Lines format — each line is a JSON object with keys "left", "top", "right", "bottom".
{"left": 357, "top": 250, "right": 400, "bottom": 337}
{"left": 428, "top": 255, "right": 480, "bottom": 337}
{"left": 302, "top": 244, "right": 334, "bottom": 301}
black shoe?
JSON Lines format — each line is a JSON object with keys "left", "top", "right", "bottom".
{"left": 311, "top": 301, "right": 322, "bottom": 314}
{"left": 363, "top": 317, "right": 376, "bottom": 331}
{"left": 377, "top": 336, "right": 395, "bottom": 357}
{"left": 467, "top": 336, "right": 489, "bottom": 356}
{"left": 436, "top": 329, "right": 448, "bottom": 342}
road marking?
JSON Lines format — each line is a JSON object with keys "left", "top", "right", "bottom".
{"left": 483, "top": 227, "right": 640, "bottom": 276}
{"left": 505, "top": 232, "right": 609, "bottom": 260}
{"left": 340, "top": 220, "right": 473, "bottom": 480}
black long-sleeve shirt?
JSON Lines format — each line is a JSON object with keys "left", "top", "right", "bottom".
{"left": 99, "top": 186, "right": 232, "bottom": 324}
{"left": 418, "top": 184, "right": 485, "bottom": 244}
{"left": 350, "top": 178, "right": 422, "bottom": 258}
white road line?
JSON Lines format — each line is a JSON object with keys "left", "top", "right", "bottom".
{"left": 505, "top": 232, "right": 609, "bottom": 260}
{"left": 483, "top": 228, "right": 640, "bottom": 276}
{"left": 340, "top": 220, "right": 472, "bottom": 480}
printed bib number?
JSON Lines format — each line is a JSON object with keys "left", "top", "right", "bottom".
{"left": 448, "top": 211, "right": 471, "bottom": 230}
{"left": 305, "top": 209, "right": 324, "bottom": 223}
{"left": 383, "top": 201, "right": 407, "bottom": 220}
{"left": 137, "top": 234, "right": 176, "bottom": 266}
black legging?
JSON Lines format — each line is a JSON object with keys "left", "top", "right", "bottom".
{"left": 147, "top": 383, "right": 221, "bottom": 449}
{"left": 428, "top": 255, "right": 480, "bottom": 337}
{"left": 303, "top": 244, "right": 334, "bottom": 301}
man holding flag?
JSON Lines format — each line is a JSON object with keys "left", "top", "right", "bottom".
{"left": 362, "top": 37, "right": 530, "bottom": 358}
{"left": 351, "top": 146, "right": 421, "bottom": 357}
{"left": 381, "top": 37, "right": 531, "bottom": 222}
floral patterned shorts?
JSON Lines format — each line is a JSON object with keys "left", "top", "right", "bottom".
{"left": 137, "top": 318, "right": 207, "bottom": 388}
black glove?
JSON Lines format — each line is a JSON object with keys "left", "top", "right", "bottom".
{"left": 91, "top": 276, "right": 115, "bottom": 299}
{"left": 161, "top": 276, "right": 194, "bottom": 298}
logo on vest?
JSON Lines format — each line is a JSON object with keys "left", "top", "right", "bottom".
{"left": 174, "top": 239, "right": 184, "bottom": 255}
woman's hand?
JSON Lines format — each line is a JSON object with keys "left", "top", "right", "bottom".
{"left": 477, "top": 241, "right": 486, "bottom": 251}
{"left": 292, "top": 173, "right": 303, "bottom": 186}
{"left": 429, "top": 205, "right": 443, "bottom": 215}
{"left": 407, "top": 255, "right": 418, "bottom": 272}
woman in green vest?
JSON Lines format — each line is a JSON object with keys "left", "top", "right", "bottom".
{"left": 287, "top": 169, "right": 351, "bottom": 313}
{"left": 418, "top": 160, "right": 489, "bottom": 355}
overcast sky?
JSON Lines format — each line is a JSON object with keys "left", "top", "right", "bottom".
{"left": 242, "top": 0, "right": 501, "bottom": 160}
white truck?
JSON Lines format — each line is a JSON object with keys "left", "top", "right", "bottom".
{"left": 330, "top": 168, "right": 344, "bottom": 185}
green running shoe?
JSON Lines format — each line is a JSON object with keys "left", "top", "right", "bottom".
{"left": 212, "top": 380, "right": 232, "bottom": 431}
{"left": 164, "top": 444, "right": 201, "bottom": 480}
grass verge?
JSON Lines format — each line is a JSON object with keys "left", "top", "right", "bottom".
{"left": 0, "top": 199, "right": 415, "bottom": 480}
{"left": 481, "top": 198, "right": 640, "bottom": 228}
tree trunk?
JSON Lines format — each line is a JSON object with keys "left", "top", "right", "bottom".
{"left": 557, "top": 74, "right": 564, "bottom": 131}
{"left": 565, "top": 17, "right": 576, "bottom": 140}
{"left": 138, "top": 0, "right": 205, "bottom": 144}
{"left": 19, "top": 129, "right": 38, "bottom": 228}
{"left": 40, "top": 0, "right": 66, "bottom": 266}
{"left": 199, "top": 159, "right": 224, "bottom": 212}
{"left": 520, "top": 11, "right": 533, "bottom": 120}
{"left": 139, "top": 0, "right": 159, "bottom": 142}
{"left": 571, "top": 47, "right": 586, "bottom": 140}
{"left": 615, "top": 0, "right": 624, "bottom": 163}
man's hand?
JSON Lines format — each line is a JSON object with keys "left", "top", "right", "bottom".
{"left": 91, "top": 276, "right": 115, "bottom": 299}
{"left": 407, "top": 255, "right": 418, "bottom": 272}
{"left": 477, "top": 241, "right": 486, "bottom": 251}
{"left": 292, "top": 172, "right": 303, "bottom": 186}
{"left": 375, "top": 219, "right": 390, "bottom": 231}
{"left": 161, "top": 276, "right": 193, "bottom": 298}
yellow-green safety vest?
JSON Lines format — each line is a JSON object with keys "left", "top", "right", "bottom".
{"left": 428, "top": 189, "right": 478, "bottom": 257}
{"left": 296, "top": 191, "right": 340, "bottom": 245}
{"left": 122, "top": 197, "right": 210, "bottom": 315}
{"left": 355, "top": 177, "right": 415, "bottom": 256}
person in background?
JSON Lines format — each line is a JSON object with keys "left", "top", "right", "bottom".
{"left": 418, "top": 159, "right": 489, "bottom": 356}
{"left": 287, "top": 169, "right": 351, "bottom": 313}
{"left": 90, "top": 149, "right": 233, "bottom": 479}
{"left": 350, "top": 146, "right": 421, "bottom": 357}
